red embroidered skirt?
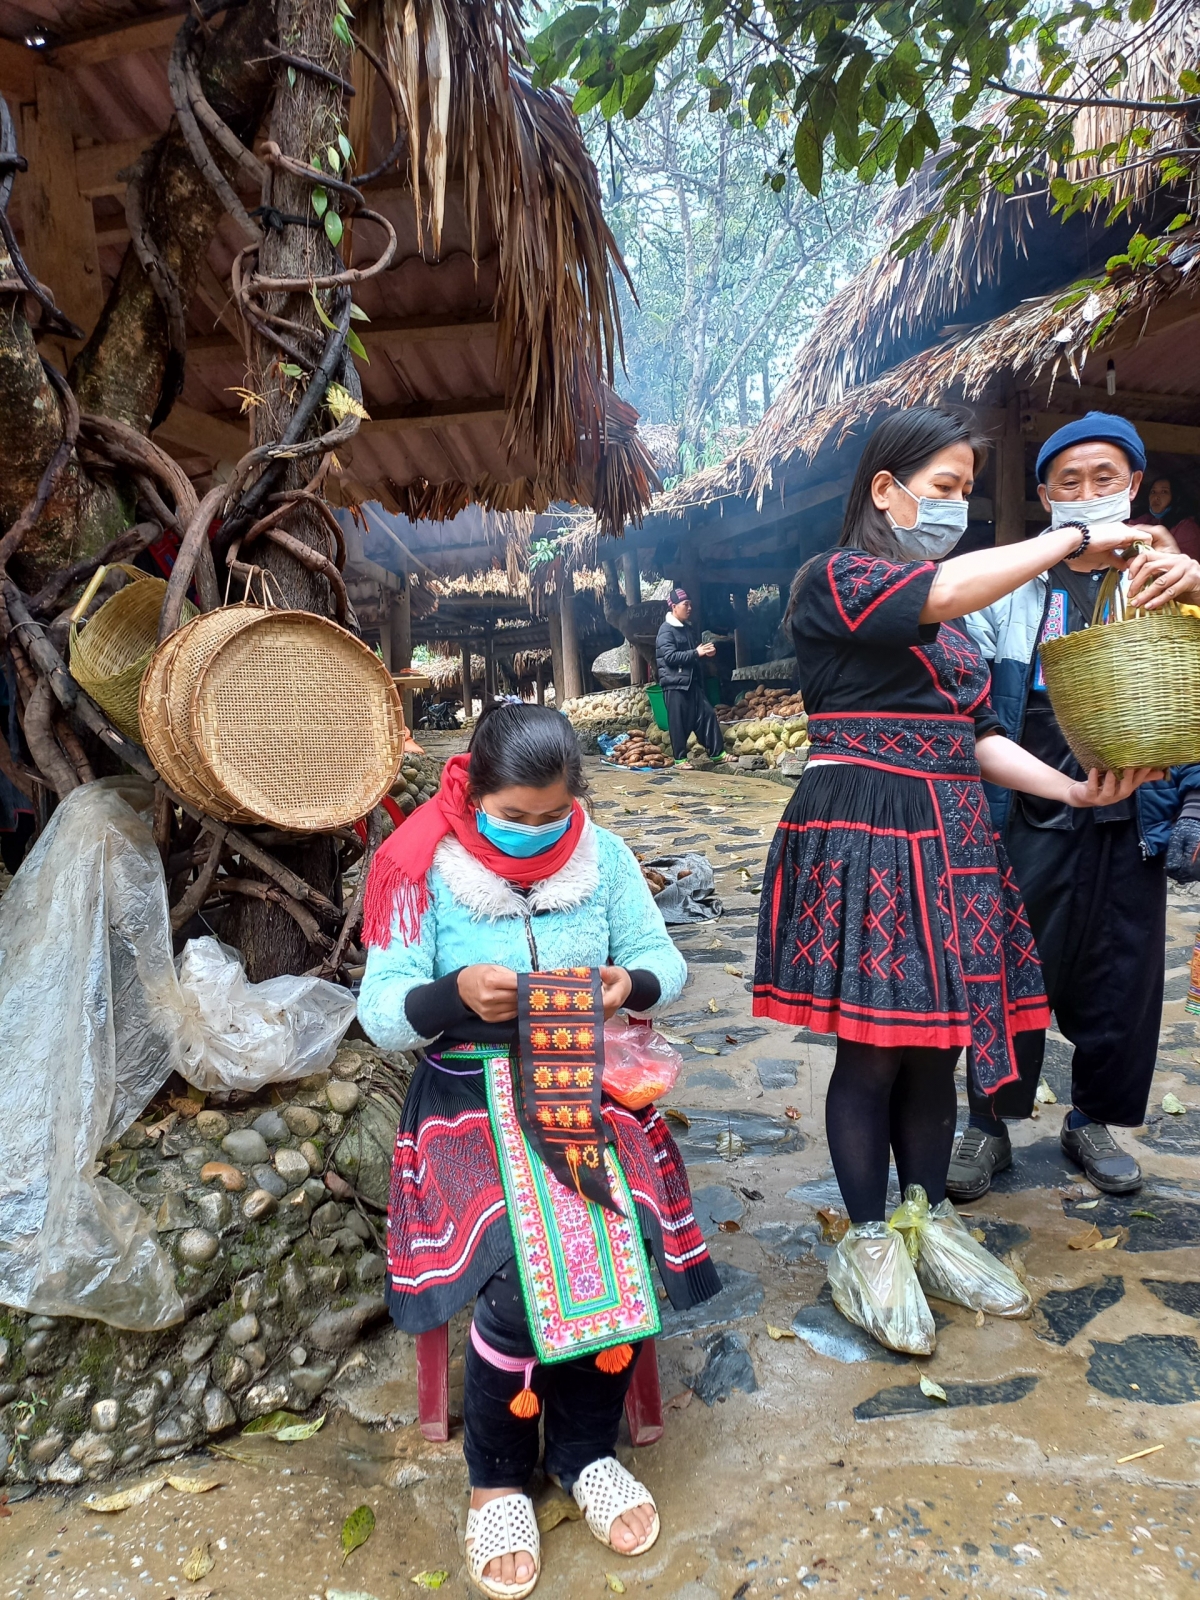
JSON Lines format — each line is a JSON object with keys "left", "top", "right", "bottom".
{"left": 384, "top": 1049, "right": 721, "bottom": 1334}
{"left": 753, "top": 714, "right": 1050, "bottom": 1094}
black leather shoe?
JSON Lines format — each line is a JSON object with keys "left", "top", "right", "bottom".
{"left": 945, "top": 1125, "right": 1012, "bottom": 1202}
{"left": 1060, "top": 1119, "right": 1142, "bottom": 1194}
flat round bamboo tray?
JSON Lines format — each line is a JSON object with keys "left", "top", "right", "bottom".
{"left": 190, "top": 611, "right": 404, "bottom": 830}
{"left": 139, "top": 607, "right": 264, "bottom": 822}
{"left": 1039, "top": 602, "right": 1200, "bottom": 772}
{"left": 70, "top": 567, "right": 196, "bottom": 743}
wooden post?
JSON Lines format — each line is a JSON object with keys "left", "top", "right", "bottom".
{"left": 996, "top": 395, "right": 1027, "bottom": 546}
{"left": 622, "top": 551, "right": 645, "bottom": 685}
{"left": 483, "top": 627, "right": 496, "bottom": 703}
{"left": 534, "top": 658, "right": 544, "bottom": 705}
{"left": 390, "top": 579, "right": 413, "bottom": 731}
{"left": 460, "top": 640, "right": 473, "bottom": 719}
{"left": 20, "top": 67, "right": 105, "bottom": 367}
{"left": 559, "top": 573, "right": 584, "bottom": 701}
{"left": 731, "top": 589, "right": 751, "bottom": 668}
{"left": 548, "top": 602, "right": 565, "bottom": 706}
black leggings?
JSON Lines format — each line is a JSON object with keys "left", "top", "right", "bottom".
{"left": 825, "top": 1040, "right": 960, "bottom": 1224}
{"left": 463, "top": 1264, "right": 640, "bottom": 1491}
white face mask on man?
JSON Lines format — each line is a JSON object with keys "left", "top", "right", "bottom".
{"left": 1047, "top": 486, "right": 1132, "bottom": 528}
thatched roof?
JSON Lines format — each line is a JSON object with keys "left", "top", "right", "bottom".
{"left": 1, "top": 0, "right": 658, "bottom": 534}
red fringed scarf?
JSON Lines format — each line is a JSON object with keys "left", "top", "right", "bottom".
{"left": 361, "top": 753, "right": 587, "bottom": 949}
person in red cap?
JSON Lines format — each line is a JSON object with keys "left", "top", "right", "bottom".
{"left": 653, "top": 588, "right": 726, "bottom": 766}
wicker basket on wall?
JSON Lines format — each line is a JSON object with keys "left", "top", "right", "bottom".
{"left": 1039, "top": 569, "right": 1200, "bottom": 772}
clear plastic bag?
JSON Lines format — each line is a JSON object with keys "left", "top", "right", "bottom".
{"left": 827, "top": 1220, "right": 936, "bottom": 1355}
{"left": 601, "top": 1021, "right": 683, "bottom": 1109}
{"left": 176, "top": 936, "right": 357, "bottom": 1093}
{"left": 890, "top": 1185, "right": 1031, "bottom": 1318}
{"left": 0, "top": 779, "right": 184, "bottom": 1330}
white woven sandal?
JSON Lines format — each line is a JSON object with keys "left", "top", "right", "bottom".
{"left": 464, "top": 1492, "right": 541, "bottom": 1600}
{"left": 571, "top": 1456, "right": 660, "bottom": 1556}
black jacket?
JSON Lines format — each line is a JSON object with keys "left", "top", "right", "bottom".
{"left": 655, "top": 616, "right": 701, "bottom": 689}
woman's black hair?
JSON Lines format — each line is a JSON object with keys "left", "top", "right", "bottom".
{"left": 467, "top": 701, "right": 589, "bottom": 801}
{"left": 785, "top": 405, "right": 988, "bottom": 621}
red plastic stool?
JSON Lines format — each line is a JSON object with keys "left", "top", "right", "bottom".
{"left": 415, "top": 1327, "right": 664, "bottom": 1446}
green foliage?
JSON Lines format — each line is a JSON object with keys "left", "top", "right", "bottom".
{"left": 532, "top": 0, "right": 1200, "bottom": 253}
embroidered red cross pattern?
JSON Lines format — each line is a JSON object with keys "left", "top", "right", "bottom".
{"left": 951, "top": 782, "right": 990, "bottom": 848}
{"left": 970, "top": 1000, "right": 999, "bottom": 1077}
{"left": 793, "top": 859, "right": 844, "bottom": 969}
{"left": 961, "top": 889, "right": 1003, "bottom": 959}
{"left": 860, "top": 867, "right": 908, "bottom": 981}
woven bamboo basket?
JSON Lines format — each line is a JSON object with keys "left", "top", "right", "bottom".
{"left": 1039, "top": 568, "right": 1200, "bottom": 771}
{"left": 139, "top": 607, "right": 264, "bottom": 822}
{"left": 189, "top": 611, "right": 404, "bottom": 830}
{"left": 69, "top": 565, "right": 196, "bottom": 742}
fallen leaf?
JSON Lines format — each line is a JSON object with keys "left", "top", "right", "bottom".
{"left": 919, "top": 1373, "right": 948, "bottom": 1403}
{"left": 740, "top": 1188, "right": 764, "bottom": 1202}
{"left": 663, "top": 1107, "right": 690, "bottom": 1128}
{"left": 1091, "top": 1232, "right": 1123, "bottom": 1250}
{"left": 1035, "top": 1081, "right": 1058, "bottom": 1105}
{"left": 716, "top": 1130, "right": 746, "bottom": 1157}
{"left": 659, "top": 1030, "right": 692, "bottom": 1047}
{"left": 1075, "top": 1199, "right": 1100, "bottom": 1210}
{"left": 606, "top": 1577, "right": 626, "bottom": 1594}
{"left": 970, "top": 1228, "right": 986, "bottom": 1243}
{"left": 1130, "top": 1210, "right": 1160, "bottom": 1221}
{"left": 783, "top": 1106, "right": 801, "bottom": 1120}
{"left": 182, "top": 1543, "right": 214, "bottom": 1582}
{"left": 1162, "top": 1091, "right": 1188, "bottom": 1115}
{"left": 86, "top": 1478, "right": 166, "bottom": 1512}
{"left": 535, "top": 1491, "right": 583, "bottom": 1533}
{"left": 274, "top": 1414, "right": 326, "bottom": 1442}
{"left": 1068, "top": 1223, "right": 1102, "bottom": 1250}
{"left": 242, "top": 1410, "right": 306, "bottom": 1437}
{"left": 341, "top": 1504, "right": 376, "bottom": 1564}
{"left": 411, "top": 1572, "right": 449, "bottom": 1590}
{"left": 664, "top": 1388, "right": 694, "bottom": 1411}
{"left": 817, "top": 1206, "right": 850, "bottom": 1243}
{"left": 975, "top": 1309, "right": 986, "bottom": 1327}
{"left": 766, "top": 1323, "right": 795, "bottom": 1340}
{"left": 724, "top": 1034, "right": 739, "bottom": 1044}
{"left": 706, "top": 998, "right": 720, "bottom": 1014}
{"left": 166, "top": 1476, "right": 223, "bottom": 1495}
{"left": 168, "top": 1095, "right": 203, "bottom": 1119}
{"left": 718, "top": 1219, "right": 741, "bottom": 1232}
{"left": 694, "top": 1045, "right": 721, "bottom": 1056}
{"left": 723, "top": 964, "right": 744, "bottom": 977}
{"left": 1117, "top": 1444, "right": 1165, "bottom": 1464}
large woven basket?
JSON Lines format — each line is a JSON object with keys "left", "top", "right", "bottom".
{"left": 1039, "top": 569, "right": 1200, "bottom": 771}
{"left": 70, "top": 565, "right": 196, "bottom": 742}
{"left": 139, "top": 607, "right": 264, "bottom": 822}
{"left": 190, "top": 611, "right": 404, "bottom": 830}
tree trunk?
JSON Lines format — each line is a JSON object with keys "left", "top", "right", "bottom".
{"left": 220, "top": 0, "right": 350, "bottom": 979}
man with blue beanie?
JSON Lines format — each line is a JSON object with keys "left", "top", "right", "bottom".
{"left": 952, "top": 412, "right": 1200, "bottom": 1198}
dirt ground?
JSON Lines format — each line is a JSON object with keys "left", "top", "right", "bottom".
{"left": 4, "top": 752, "right": 1200, "bottom": 1600}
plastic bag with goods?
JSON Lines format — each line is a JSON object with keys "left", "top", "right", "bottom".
{"left": 642, "top": 853, "right": 722, "bottom": 923}
{"left": 176, "top": 937, "right": 358, "bottom": 1093}
{"left": 889, "top": 1185, "right": 1031, "bottom": 1317}
{"left": 0, "top": 779, "right": 185, "bottom": 1330}
{"left": 601, "top": 1022, "right": 683, "bottom": 1109}
{"left": 828, "top": 1220, "right": 936, "bottom": 1355}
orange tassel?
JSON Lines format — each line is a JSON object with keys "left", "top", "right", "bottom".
{"left": 596, "top": 1343, "right": 633, "bottom": 1375}
{"left": 509, "top": 1386, "right": 540, "bottom": 1420}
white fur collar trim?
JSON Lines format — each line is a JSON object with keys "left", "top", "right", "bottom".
{"left": 665, "top": 612, "right": 685, "bottom": 627}
{"left": 433, "top": 816, "right": 600, "bottom": 921}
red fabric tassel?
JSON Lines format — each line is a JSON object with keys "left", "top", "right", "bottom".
{"left": 595, "top": 1343, "right": 633, "bottom": 1375}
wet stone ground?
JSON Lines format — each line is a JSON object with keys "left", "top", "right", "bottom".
{"left": 4, "top": 752, "right": 1200, "bottom": 1598}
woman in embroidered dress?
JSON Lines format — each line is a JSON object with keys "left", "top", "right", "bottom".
{"left": 358, "top": 702, "right": 719, "bottom": 1600}
{"left": 754, "top": 407, "right": 1163, "bottom": 1354}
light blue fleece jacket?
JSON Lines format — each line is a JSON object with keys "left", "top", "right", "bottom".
{"left": 357, "top": 817, "right": 688, "bottom": 1052}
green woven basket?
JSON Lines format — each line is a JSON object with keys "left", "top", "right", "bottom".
{"left": 1039, "top": 567, "right": 1200, "bottom": 772}
{"left": 70, "top": 564, "right": 196, "bottom": 744}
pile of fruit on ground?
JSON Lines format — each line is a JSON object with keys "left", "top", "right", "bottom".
{"left": 604, "top": 728, "right": 673, "bottom": 768}
{"left": 722, "top": 710, "right": 809, "bottom": 768}
{"left": 389, "top": 752, "right": 444, "bottom": 815}
{"left": 561, "top": 688, "right": 652, "bottom": 727}
{"left": 716, "top": 686, "right": 806, "bottom": 723}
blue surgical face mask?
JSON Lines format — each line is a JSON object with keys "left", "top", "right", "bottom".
{"left": 476, "top": 809, "right": 571, "bottom": 857}
{"left": 887, "top": 481, "right": 970, "bottom": 560}
{"left": 1048, "top": 486, "right": 1132, "bottom": 528}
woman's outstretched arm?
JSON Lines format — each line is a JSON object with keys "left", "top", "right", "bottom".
{"left": 919, "top": 525, "right": 1138, "bottom": 623}
{"left": 975, "top": 733, "right": 1163, "bottom": 807}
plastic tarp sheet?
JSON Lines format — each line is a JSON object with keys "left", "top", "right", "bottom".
{"left": 643, "top": 853, "right": 723, "bottom": 923}
{"left": 0, "top": 779, "right": 356, "bottom": 1331}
